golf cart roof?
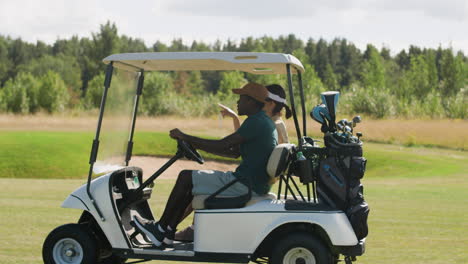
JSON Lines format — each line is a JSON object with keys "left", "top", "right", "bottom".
{"left": 103, "top": 52, "right": 304, "bottom": 74}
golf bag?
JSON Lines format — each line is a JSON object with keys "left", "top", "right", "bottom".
{"left": 317, "top": 132, "right": 370, "bottom": 240}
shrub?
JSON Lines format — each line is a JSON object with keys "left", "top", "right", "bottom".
{"left": 0, "top": 89, "right": 5, "bottom": 111}
{"left": 346, "top": 85, "right": 394, "bottom": 118}
{"left": 37, "top": 71, "right": 70, "bottom": 113}
{"left": 83, "top": 74, "right": 105, "bottom": 109}
{"left": 1, "top": 72, "right": 40, "bottom": 114}
{"left": 139, "top": 72, "right": 174, "bottom": 115}
{"left": 444, "top": 89, "right": 467, "bottom": 119}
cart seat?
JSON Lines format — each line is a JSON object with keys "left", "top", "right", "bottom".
{"left": 192, "top": 193, "right": 276, "bottom": 210}
{"left": 267, "top": 143, "right": 295, "bottom": 178}
{"left": 192, "top": 144, "right": 294, "bottom": 210}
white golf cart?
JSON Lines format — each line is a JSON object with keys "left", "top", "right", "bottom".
{"left": 42, "top": 52, "right": 366, "bottom": 264}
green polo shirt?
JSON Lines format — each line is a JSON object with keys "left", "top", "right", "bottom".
{"left": 234, "top": 110, "right": 278, "bottom": 195}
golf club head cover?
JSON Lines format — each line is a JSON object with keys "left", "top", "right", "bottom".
{"left": 321, "top": 91, "right": 340, "bottom": 132}
{"left": 310, "top": 104, "right": 331, "bottom": 125}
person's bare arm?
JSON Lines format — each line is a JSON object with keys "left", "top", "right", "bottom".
{"left": 170, "top": 129, "right": 243, "bottom": 158}
{"left": 219, "top": 104, "right": 241, "bottom": 131}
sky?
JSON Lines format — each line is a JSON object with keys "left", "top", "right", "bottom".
{"left": 1, "top": 0, "right": 467, "bottom": 54}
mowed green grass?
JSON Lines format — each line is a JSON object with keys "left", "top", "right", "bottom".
{"left": 0, "top": 131, "right": 467, "bottom": 263}
{"left": 0, "top": 131, "right": 235, "bottom": 179}
{"left": 0, "top": 131, "right": 466, "bottom": 179}
{"left": 0, "top": 171, "right": 466, "bottom": 263}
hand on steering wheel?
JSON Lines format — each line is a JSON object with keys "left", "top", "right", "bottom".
{"left": 177, "top": 139, "right": 204, "bottom": 164}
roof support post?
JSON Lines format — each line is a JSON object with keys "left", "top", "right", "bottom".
{"left": 86, "top": 62, "right": 114, "bottom": 221}
{"left": 125, "top": 70, "right": 144, "bottom": 166}
{"left": 298, "top": 72, "right": 307, "bottom": 137}
{"left": 286, "top": 64, "right": 302, "bottom": 148}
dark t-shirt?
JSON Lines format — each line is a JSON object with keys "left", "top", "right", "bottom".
{"left": 234, "top": 110, "right": 278, "bottom": 195}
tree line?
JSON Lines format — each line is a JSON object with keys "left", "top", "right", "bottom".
{"left": 0, "top": 21, "right": 466, "bottom": 118}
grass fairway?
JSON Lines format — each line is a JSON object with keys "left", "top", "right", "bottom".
{"left": 0, "top": 131, "right": 235, "bottom": 179}
{"left": 1, "top": 131, "right": 465, "bottom": 179}
{"left": 0, "top": 143, "right": 467, "bottom": 263}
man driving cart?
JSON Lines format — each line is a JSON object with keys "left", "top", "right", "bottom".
{"left": 133, "top": 82, "right": 278, "bottom": 248}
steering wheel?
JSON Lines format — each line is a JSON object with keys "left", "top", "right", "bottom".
{"left": 177, "top": 140, "right": 204, "bottom": 164}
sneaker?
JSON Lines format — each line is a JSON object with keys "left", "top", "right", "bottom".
{"left": 163, "top": 228, "right": 176, "bottom": 246}
{"left": 174, "top": 225, "right": 194, "bottom": 242}
{"left": 132, "top": 215, "right": 165, "bottom": 247}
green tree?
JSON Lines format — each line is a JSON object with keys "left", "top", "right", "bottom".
{"left": 339, "top": 40, "right": 362, "bottom": 88}
{"left": 2, "top": 72, "right": 40, "bottom": 113}
{"left": 190, "top": 41, "right": 210, "bottom": 51}
{"left": 83, "top": 74, "right": 104, "bottom": 109}
{"left": 2, "top": 77, "right": 29, "bottom": 113}
{"left": 0, "top": 88, "right": 6, "bottom": 112}
{"left": 0, "top": 36, "right": 12, "bottom": 85}
{"left": 186, "top": 71, "right": 206, "bottom": 95}
{"left": 92, "top": 21, "right": 121, "bottom": 57}
{"left": 38, "top": 71, "right": 70, "bottom": 112}
{"left": 360, "top": 45, "right": 386, "bottom": 89}
{"left": 278, "top": 34, "right": 304, "bottom": 54}
{"left": 239, "top": 37, "right": 264, "bottom": 52}
{"left": 169, "top": 39, "right": 188, "bottom": 51}
{"left": 425, "top": 50, "right": 439, "bottom": 92}
{"left": 152, "top": 41, "right": 168, "bottom": 52}
{"left": 120, "top": 36, "right": 147, "bottom": 52}
{"left": 311, "top": 38, "right": 329, "bottom": 81}
{"left": 403, "top": 54, "right": 433, "bottom": 99}
{"left": 139, "top": 72, "right": 174, "bottom": 115}
{"left": 8, "top": 38, "right": 35, "bottom": 79}
{"left": 322, "top": 63, "right": 339, "bottom": 90}
{"left": 19, "top": 54, "right": 82, "bottom": 93}
{"left": 439, "top": 49, "right": 465, "bottom": 96}
{"left": 218, "top": 71, "right": 245, "bottom": 100}
{"left": 292, "top": 49, "right": 325, "bottom": 97}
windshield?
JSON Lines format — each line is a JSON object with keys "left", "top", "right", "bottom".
{"left": 93, "top": 68, "right": 139, "bottom": 174}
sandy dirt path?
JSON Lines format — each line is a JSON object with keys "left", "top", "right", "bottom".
{"left": 128, "top": 156, "right": 238, "bottom": 179}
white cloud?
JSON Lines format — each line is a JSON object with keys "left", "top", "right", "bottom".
{"left": 166, "top": 0, "right": 467, "bottom": 21}
{"left": 0, "top": 0, "right": 466, "bottom": 54}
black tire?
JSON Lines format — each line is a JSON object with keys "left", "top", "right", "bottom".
{"left": 270, "top": 233, "right": 333, "bottom": 264}
{"left": 43, "top": 223, "right": 98, "bottom": 264}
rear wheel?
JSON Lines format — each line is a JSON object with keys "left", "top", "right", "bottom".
{"left": 270, "top": 233, "right": 332, "bottom": 264}
{"left": 43, "top": 224, "right": 98, "bottom": 264}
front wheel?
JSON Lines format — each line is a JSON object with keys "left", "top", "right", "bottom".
{"left": 43, "top": 224, "right": 98, "bottom": 264}
{"left": 270, "top": 233, "right": 333, "bottom": 264}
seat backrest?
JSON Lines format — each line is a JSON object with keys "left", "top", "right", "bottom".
{"left": 267, "top": 143, "right": 295, "bottom": 178}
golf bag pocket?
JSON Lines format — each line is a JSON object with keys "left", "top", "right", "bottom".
{"left": 350, "top": 157, "right": 367, "bottom": 179}
{"left": 347, "top": 201, "right": 369, "bottom": 240}
{"left": 348, "top": 183, "right": 364, "bottom": 201}
{"left": 295, "top": 159, "right": 315, "bottom": 184}
{"left": 319, "top": 157, "right": 347, "bottom": 206}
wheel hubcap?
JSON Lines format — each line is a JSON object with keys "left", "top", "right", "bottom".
{"left": 65, "top": 249, "right": 75, "bottom": 257}
{"left": 283, "top": 247, "right": 316, "bottom": 264}
{"left": 52, "top": 238, "right": 84, "bottom": 264}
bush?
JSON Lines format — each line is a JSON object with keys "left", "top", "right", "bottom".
{"left": 2, "top": 79, "right": 29, "bottom": 114}
{"left": 1, "top": 72, "right": 40, "bottom": 114}
{"left": 82, "top": 74, "right": 104, "bottom": 109}
{"left": 218, "top": 71, "right": 245, "bottom": 101}
{"left": 415, "top": 90, "right": 444, "bottom": 118}
{"left": 346, "top": 85, "right": 394, "bottom": 118}
{"left": 139, "top": 72, "right": 174, "bottom": 115}
{"left": 444, "top": 89, "right": 467, "bottom": 119}
{"left": 37, "top": 71, "right": 70, "bottom": 113}
{"left": 0, "top": 89, "right": 5, "bottom": 111}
